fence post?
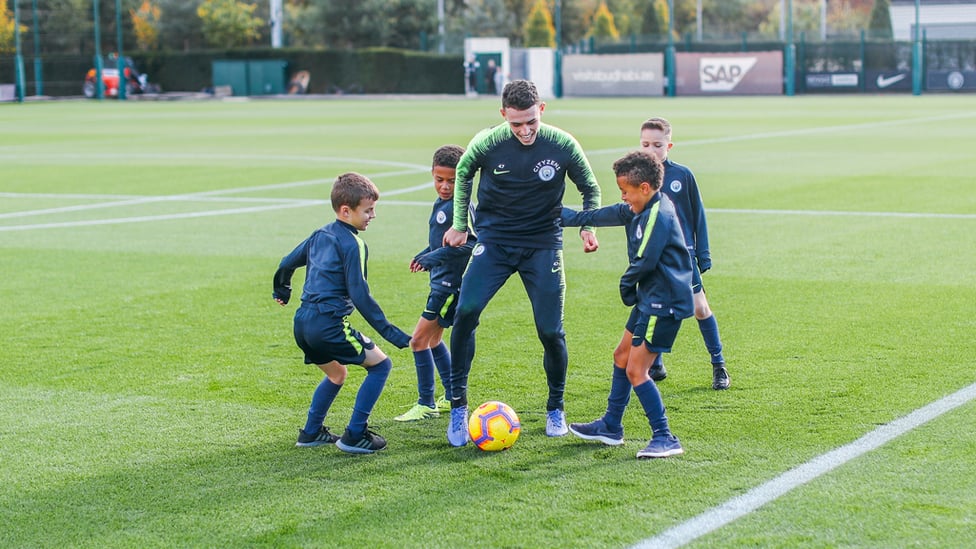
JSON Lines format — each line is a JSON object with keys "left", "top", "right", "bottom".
{"left": 14, "top": 0, "right": 26, "bottom": 102}
{"left": 32, "top": 0, "right": 42, "bottom": 96}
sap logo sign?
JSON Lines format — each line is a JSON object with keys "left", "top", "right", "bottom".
{"left": 699, "top": 57, "right": 758, "bottom": 92}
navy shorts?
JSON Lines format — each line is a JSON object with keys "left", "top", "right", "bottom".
{"left": 626, "top": 308, "right": 683, "bottom": 353}
{"left": 420, "top": 290, "right": 458, "bottom": 328}
{"left": 293, "top": 305, "right": 375, "bottom": 365}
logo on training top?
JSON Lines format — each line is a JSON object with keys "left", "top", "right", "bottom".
{"left": 876, "top": 73, "right": 907, "bottom": 89}
{"left": 534, "top": 159, "right": 561, "bottom": 182}
{"left": 472, "top": 243, "right": 485, "bottom": 256}
{"left": 436, "top": 210, "right": 447, "bottom": 224}
{"left": 700, "top": 57, "right": 758, "bottom": 92}
{"left": 493, "top": 164, "right": 510, "bottom": 175}
{"left": 669, "top": 179, "right": 682, "bottom": 193}
{"left": 635, "top": 223, "right": 643, "bottom": 240}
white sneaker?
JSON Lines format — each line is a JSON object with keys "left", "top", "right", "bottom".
{"left": 546, "top": 409, "right": 568, "bottom": 437}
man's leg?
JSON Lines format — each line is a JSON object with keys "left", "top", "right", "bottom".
{"left": 519, "top": 248, "right": 570, "bottom": 437}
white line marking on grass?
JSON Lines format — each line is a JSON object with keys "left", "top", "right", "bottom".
{"left": 0, "top": 201, "right": 326, "bottom": 231}
{"left": 588, "top": 111, "right": 976, "bottom": 157}
{"left": 0, "top": 179, "right": 433, "bottom": 231}
{"left": 631, "top": 381, "right": 976, "bottom": 549}
{"left": 708, "top": 208, "right": 976, "bottom": 220}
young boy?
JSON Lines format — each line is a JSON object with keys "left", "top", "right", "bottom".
{"left": 561, "top": 151, "right": 691, "bottom": 459}
{"left": 394, "top": 145, "right": 476, "bottom": 422}
{"left": 273, "top": 172, "right": 411, "bottom": 454}
{"left": 639, "top": 117, "right": 729, "bottom": 390}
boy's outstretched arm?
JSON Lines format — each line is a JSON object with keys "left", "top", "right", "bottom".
{"left": 272, "top": 238, "right": 310, "bottom": 305}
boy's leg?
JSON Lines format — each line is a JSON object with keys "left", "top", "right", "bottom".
{"left": 519, "top": 248, "right": 569, "bottom": 436}
{"left": 629, "top": 315, "right": 684, "bottom": 458}
{"left": 430, "top": 341, "right": 453, "bottom": 405}
{"left": 337, "top": 347, "right": 392, "bottom": 454}
{"left": 694, "top": 278, "right": 729, "bottom": 390}
{"left": 303, "top": 376, "right": 342, "bottom": 433}
{"left": 568, "top": 363, "right": 629, "bottom": 446}
{"left": 649, "top": 353, "right": 667, "bottom": 382}
{"left": 394, "top": 347, "right": 439, "bottom": 422}
{"left": 297, "top": 362, "right": 345, "bottom": 447}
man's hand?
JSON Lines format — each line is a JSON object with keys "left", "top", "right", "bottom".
{"left": 443, "top": 227, "right": 468, "bottom": 247}
{"left": 580, "top": 229, "right": 599, "bottom": 253}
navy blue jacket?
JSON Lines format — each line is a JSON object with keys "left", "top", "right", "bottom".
{"left": 273, "top": 220, "right": 410, "bottom": 349}
{"left": 414, "top": 197, "right": 475, "bottom": 293}
{"left": 561, "top": 194, "right": 694, "bottom": 319}
{"left": 661, "top": 158, "right": 711, "bottom": 271}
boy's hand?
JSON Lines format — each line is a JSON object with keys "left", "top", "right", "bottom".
{"left": 409, "top": 258, "right": 427, "bottom": 273}
{"left": 580, "top": 229, "right": 599, "bottom": 253}
{"left": 619, "top": 284, "right": 637, "bottom": 307}
{"left": 697, "top": 254, "right": 712, "bottom": 274}
{"left": 273, "top": 286, "right": 291, "bottom": 305}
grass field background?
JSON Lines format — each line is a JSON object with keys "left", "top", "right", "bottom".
{"left": 2, "top": 94, "right": 975, "bottom": 548}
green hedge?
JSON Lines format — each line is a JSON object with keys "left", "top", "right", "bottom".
{"left": 0, "top": 48, "right": 465, "bottom": 97}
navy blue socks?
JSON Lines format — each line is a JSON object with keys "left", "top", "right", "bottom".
{"left": 633, "top": 379, "right": 671, "bottom": 437}
{"left": 602, "top": 365, "right": 631, "bottom": 431}
{"left": 430, "top": 341, "right": 452, "bottom": 400}
{"left": 413, "top": 349, "right": 436, "bottom": 407}
{"left": 348, "top": 358, "right": 392, "bottom": 435}
{"left": 698, "top": 315, "right": 724, "bottom": 364}
{"left": 303, "top": 377, "right": 342, "bottom": 435}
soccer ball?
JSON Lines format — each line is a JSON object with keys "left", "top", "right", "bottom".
{"left": 468, "top": 401, "right": 521, "bottom": 451}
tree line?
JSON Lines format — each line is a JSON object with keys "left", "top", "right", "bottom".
{"left": 1, "top": 0, "right": 892, "bottom": 56}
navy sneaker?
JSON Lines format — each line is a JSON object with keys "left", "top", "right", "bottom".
{"left": 712, "top": 363, "right": 730, "bottom": 390}
{"left": 295, "top": 426, "right": 339, "bottom": 447}
{"left": 336, "top": 427, "right": 387, "bottom": 454}
{"left": 636, "top": 434, "right": 684, "bottom": 459}
{"left": 650, "top": 363, "right": 667, "bottom": 382}
{"left": 568, "top": 418, "right": 624, "bottom": 446}
{"left": 447, "top": 406, "right": 469, "bottom": 447}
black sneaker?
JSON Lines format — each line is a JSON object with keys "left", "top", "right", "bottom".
{"left": 712, "top": 363, "right": 730, "bottom": 390}
{"left": 336, "top": 427, "right": 387, "bottom": 454}
{"left": 650, "top": 363, "right": 667, "bottom": 382}
{"left": 296, "top": 426, "right": 340, "bottom": 447}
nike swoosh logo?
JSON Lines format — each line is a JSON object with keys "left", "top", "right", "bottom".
{"left": 493, "top": 169, "right": 510, "bottom": 175}
{"left": 876, "top": 73, "right": 907, "bottom": 88}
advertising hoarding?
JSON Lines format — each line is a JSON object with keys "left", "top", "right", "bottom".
{"left": 674, "top": 51, "right": 783, "bottom": 96}
{"left": 561, "top": 53, "right": 664, "bottom": 97}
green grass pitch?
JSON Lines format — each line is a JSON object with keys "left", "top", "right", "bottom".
{"left": 1, "top": 94, "right": 975, "bottom": 548}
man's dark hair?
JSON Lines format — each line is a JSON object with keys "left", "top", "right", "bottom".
{"left": 612, "top": 151, "right": 664, "bottom": 191}
{"left": 501, "top": 79, "right": 540, "bottom": 110}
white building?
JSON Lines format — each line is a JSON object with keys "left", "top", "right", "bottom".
{"left": 890, "top": 0, "right": 976, "bottom": 40}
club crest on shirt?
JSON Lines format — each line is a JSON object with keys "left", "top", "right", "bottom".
{"left": 669, "top": 179, "right": 682, "bottom": 193}
{"left": 534, "top": 159, "right": 561, "bottom": 182}
{"left": 436, "top": 210, "right": 447, "bottom": 224}
{"left": 635, "top": 223, "right": 643, "bottom": 240}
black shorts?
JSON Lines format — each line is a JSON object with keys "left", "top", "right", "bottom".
{"left": 293, "top": 305, "right": 375, "bottom": 365}
{"left": 626, "top": 308, "right": 683, "bottom": 353}
{"left": 420, "top": 290, "right": 458, "bottom": 328}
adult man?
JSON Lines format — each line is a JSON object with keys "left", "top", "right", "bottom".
{"left": 442, "top": 79, "right": 601, "bottom": 447}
